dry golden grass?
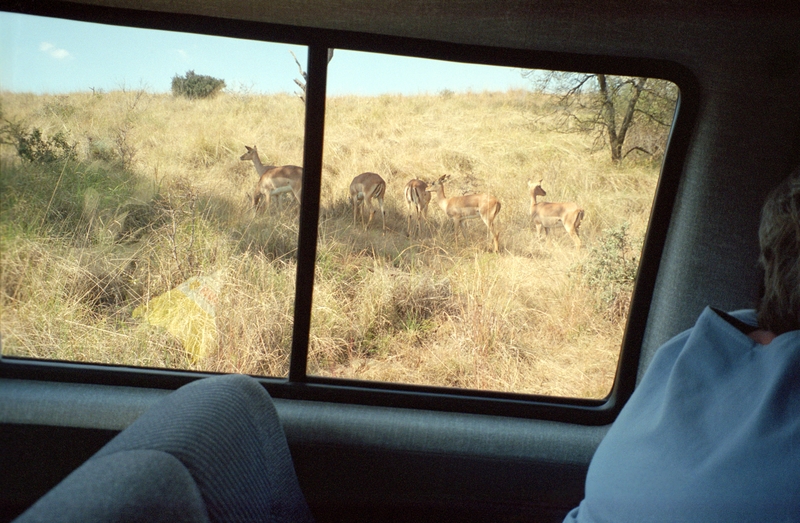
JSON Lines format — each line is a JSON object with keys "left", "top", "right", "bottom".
{"left": 0, "top": 88, "right": 662, "bottom": 399}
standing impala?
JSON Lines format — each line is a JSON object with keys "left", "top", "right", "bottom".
{"left": 240, "top": 145, "right": 303, "bottom": 211}
{"left": 528, "top": 179, "right": 584, "bottom": 249}
{"left": 427, "top": 174, "right": 501, "bottom": 252}
{"left": 404, "top": 179, "right": 432, "bottom": 238}
{"left": 349, "top": 172, "right": 386, "bottom": 231}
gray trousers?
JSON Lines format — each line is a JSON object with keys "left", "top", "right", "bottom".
{"left": 15, "top": 374, "right": 315, "bottom": 523}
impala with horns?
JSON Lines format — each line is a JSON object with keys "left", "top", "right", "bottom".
{"left": 527, "top": 180, "right": 584, "bottom": 249}
{"left": 349, "top": 172, "right": 386, "bottom": 231}
{"left": 240, "top": 145, "right": 303, "bottom": 211}
{"left": 404, "top": 179, "right": 432, "bottom": 238}
{"left": 427, "top": 174, "right": 501, "bottom": 252}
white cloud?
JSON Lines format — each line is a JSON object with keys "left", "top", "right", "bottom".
{"left": 40, "top": 42, "right": 72, "bottom": 60}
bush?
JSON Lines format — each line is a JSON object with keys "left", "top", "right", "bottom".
{"left": 5, "top": 124, "right": 76, "bottom": 164}
{"left": 171, "top": 70, "right": 226, "bottom": 99}
{"left": 577, "top": 222, "right": 641, "bottom": 321}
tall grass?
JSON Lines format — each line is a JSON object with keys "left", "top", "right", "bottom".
{"left": 0, "top": 88, "right": 661, "bottom": 398}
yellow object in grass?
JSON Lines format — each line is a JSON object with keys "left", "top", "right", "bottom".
{"left": 133, "top": 274, "right": 221, "bottom": 363}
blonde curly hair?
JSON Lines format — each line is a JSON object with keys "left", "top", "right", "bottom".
{"left": 757, "top": 167, "right": 800, "bottom": 335}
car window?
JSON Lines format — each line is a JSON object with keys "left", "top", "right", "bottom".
{"left": 309, "top": 51, "right": 677, "bottom": 399}
{"left": 0, "top": 13, "right": 306, "bottom": 377}
{"left": 0, "top": 13, "right": 678, "bottom": 401}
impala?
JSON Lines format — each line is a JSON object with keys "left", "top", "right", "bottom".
{"left": 528, "top": 180, "right": 584, "bottom": 249}
{"left": 349, "top": 172, "right": 386, "bottom": 231}
{"left": 240, "top": 145, "right": 303, "bottom": 211}
{"left": 427, "top": 174, "right": 501, "bottom": 252}
{"left": 404, "top": 179, "right": 432, "bottom": 238}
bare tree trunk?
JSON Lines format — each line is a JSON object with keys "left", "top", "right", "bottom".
{"left": 291, "top": 49, "right": 334, "bottom": 102}
{"left": 597, "top": 75, "right": 648, "bottom": 163}
{"left": 597, "top": 74, "right": 620, "bottom": 162}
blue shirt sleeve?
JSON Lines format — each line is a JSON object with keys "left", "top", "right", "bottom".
{"left": 566, "top": 307, "right": 800, "bottom": 523}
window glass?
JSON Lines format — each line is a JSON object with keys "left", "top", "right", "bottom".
{"left": 0, "top": 12, "right": 680, "bottom": 400}
{"left": 309, "top": 50, "right": 677, "bottom": 398}
{"left": 0, "top": 12, "right": 307, "bottom": 376}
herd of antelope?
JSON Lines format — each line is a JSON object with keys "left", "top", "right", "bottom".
{"left": 241, "top": 145, "right": 585, "bottom": 252}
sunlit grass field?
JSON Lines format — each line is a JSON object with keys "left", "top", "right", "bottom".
{"left": 0, "top": 88, "right": 661, "bottom": 398}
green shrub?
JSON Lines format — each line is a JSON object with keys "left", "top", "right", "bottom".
{"left": 577, "top": 222, "right": 640, "bottom": 321}
{"left": 171, "top": 70, "right": 226, "bottom": 99}
{"left": 12, "top": 127, "right": 76, "bottom": 164}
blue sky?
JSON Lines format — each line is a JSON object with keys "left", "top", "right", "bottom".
{"left": 0, "top": 12, "right": 532, "bottom": 96}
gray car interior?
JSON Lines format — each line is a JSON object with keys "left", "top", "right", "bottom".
{"left": 1, "top": 1, "right": 798, "bottom": 522}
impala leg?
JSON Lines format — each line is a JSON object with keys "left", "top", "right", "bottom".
{"left": 409, "top": 199, "right": 420, "bottom": 237}
{"left": 421, "top": 207, "right": 431, "bottom": 236}
{"left": 378, "top": 197, "right": 386, "bottom": 232}
{"left": 481, "top": 215, "right": 490, "bottom": 243}
{"left": 457, "top": 218, "right": 469, "bottom": 247}
{"left": 568, "top": 227, "right": 582, "bottom": 249}
{"left": 481, "top": 214, "right": 498, "bottom": 253}
{"left": 566, "top": 217, "right": 583, "bottom": 249}
{"left": 365, "top": 198, "right": 375, "bottom": 228}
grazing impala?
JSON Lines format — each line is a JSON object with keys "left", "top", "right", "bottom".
{"left": 527, "top": 180, "right": 584, "bottom": 249}
{"left": 240, "top": 145, "right": 303, "bottom": 211}
{"left": 349, "top": 172, "right": 386, "bottom": 231}
{"left": 427, "top": 174, "right": 501, "bottom": 252}
{"left": 404, "top": 179, "right": 432, "bottom": 238}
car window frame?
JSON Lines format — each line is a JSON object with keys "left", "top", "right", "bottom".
{"left": 0, "top": 1, "right": 700, "bottom": 425}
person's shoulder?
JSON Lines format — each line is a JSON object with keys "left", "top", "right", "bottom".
{"left": 708, "top": 307, "right": 758, "bottom": 334}
{"left": 721, "top": 308, "right": 757, "bottom": 326}
{"left": 646, "top": 307, "right": 756, "bottom": 376}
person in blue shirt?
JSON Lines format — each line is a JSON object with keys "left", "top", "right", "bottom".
{"left": 565, "top": 169, "right": 800, "bottom": 523}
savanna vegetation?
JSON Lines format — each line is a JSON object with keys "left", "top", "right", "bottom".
{"left": 0, "top": 84, "right": 670, "bottom": 399}
{"left": 171, "top": 70, "right": 227, "bottom": 100}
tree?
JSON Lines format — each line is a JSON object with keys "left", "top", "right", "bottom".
{"left": 524, "top": 71, "right": 678, "bottom": 163}
{"left": 290, "top": 49, "right": 334, "bottom": 103}
{"left": 171, "top": 70, "right": 226, "bottom": 99}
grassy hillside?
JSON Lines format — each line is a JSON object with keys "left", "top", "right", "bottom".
{"left": 0, "top": 88, "right": 660, "bottom": 398}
